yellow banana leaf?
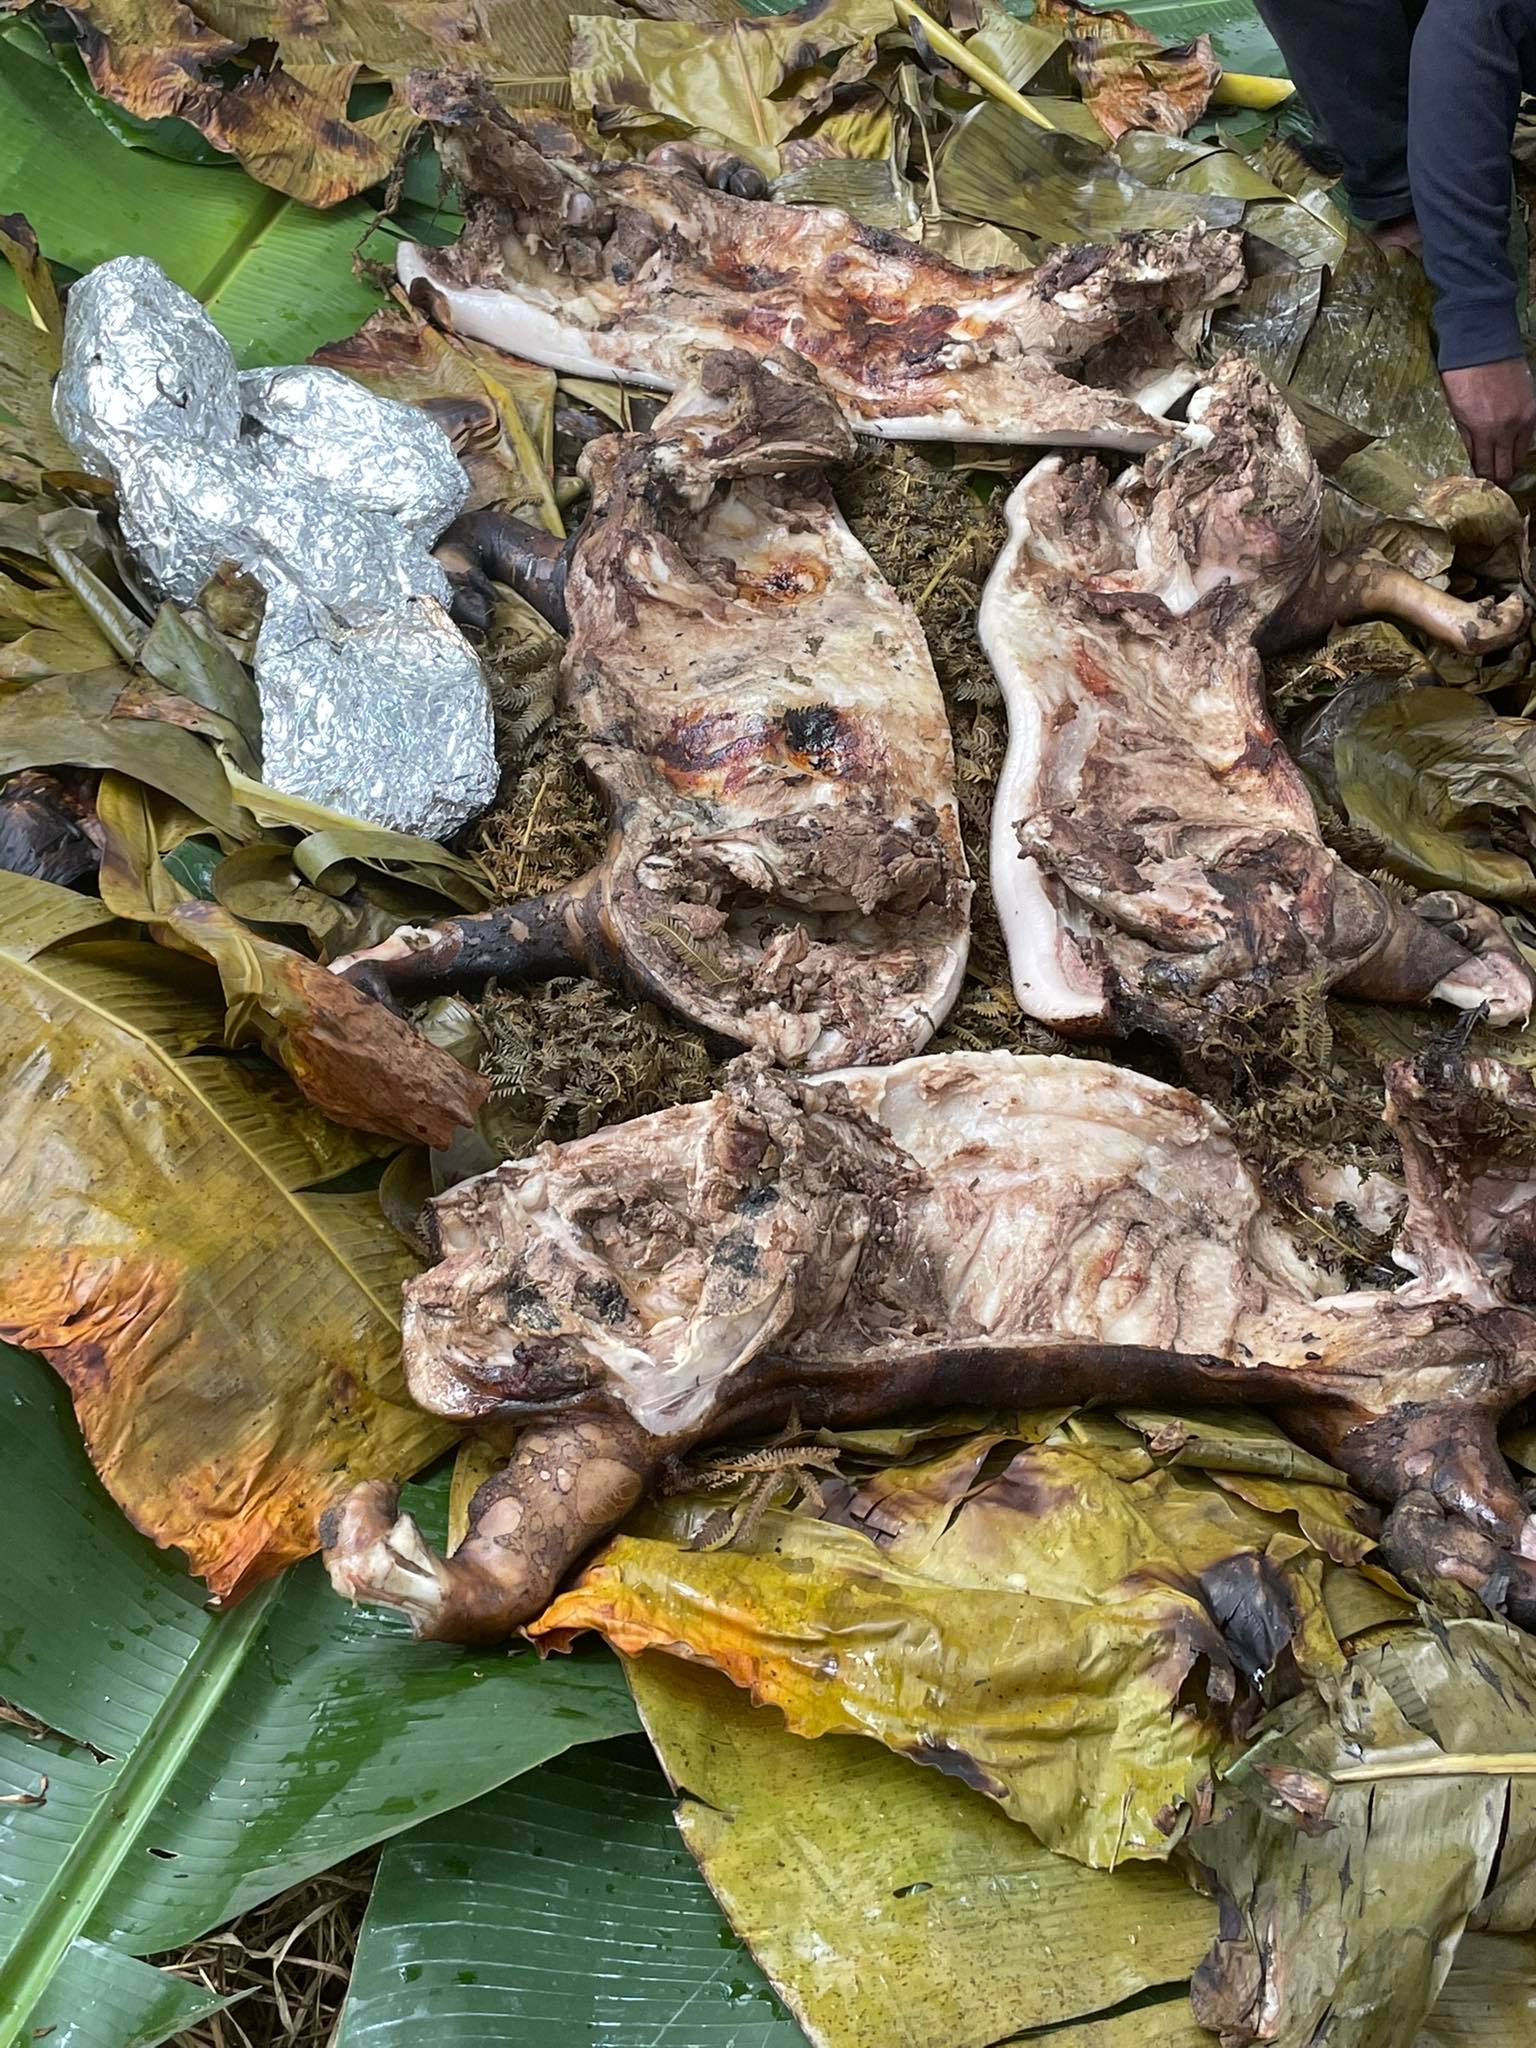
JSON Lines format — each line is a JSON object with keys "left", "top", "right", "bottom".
{"left": 536, "top": 1416, "right": 1378, "bottom": 1867}
{"left": 0, "top": 212, "right": 76, "bottom": 489}
{"left": 570, "top": 1, "right": 897, "bottom": 177}
{"left": 93, "top": 774, "right": 489, "bottom": 1147}
{"left": 1032, "top": 0, "right": 1219, "bottom": 140}
{"left": 627, "top": 1650, "right": 1216, "bottom": 2048}
{"left": 8, "top": 0, "right": 629, "bottom": 203}
{"left": 934, "top": 97, "right": 1241, "bottom": 244}
{"left": 1333, "top": 685, "right": 1536, "bottom": 901}
{"left": 0, "top": 872, "right": 455, "bottom": 1596}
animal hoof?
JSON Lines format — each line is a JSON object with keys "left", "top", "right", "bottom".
{"left": 321, "top": 1482, "right": 454, "bottom": 1634}
{"left": 1418, "top": 889, "right": 1534, "bottom": 1028}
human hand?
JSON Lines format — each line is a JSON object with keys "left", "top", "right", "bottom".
{"left": 1441, "top": 357, "right": 1536, "bottom": 486}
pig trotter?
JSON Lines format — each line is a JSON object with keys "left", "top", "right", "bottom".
{"left": 322, "top": 1415, "right": 663, "bottom": 1642}
{"left": 1261, "top": 549, "right": 1531, "bottom": 656}
{"left": 434, "top": 508, "right": 575, "bottom": 633}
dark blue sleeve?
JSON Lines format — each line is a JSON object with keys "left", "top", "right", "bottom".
{"left": 1407, "top": 0, "right": 1528, "bottom": 369}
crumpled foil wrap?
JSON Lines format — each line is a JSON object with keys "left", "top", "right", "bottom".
{"left": 52, "top": 256, "right": 498, "bottom": 839}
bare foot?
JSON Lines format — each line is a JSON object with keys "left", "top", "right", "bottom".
{"left": 1368, "top": 214, "right": 1423, "bottom": 256}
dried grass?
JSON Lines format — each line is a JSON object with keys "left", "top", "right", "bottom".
{"left": 160, "top": 1856, "right": 377, "bottom": 2048}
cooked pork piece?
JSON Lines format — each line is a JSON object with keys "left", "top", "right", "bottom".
{"left": 335, "top": 348, "right": 971, "bottom": 1069}
{"left": 394, "top": 72, "right": 1244, "bottom": 452}
{"left": 980, "top": 356, "right": 1533, "bottom": 1039}
{"left": 323, "top": 1046, "right": 1536, "bottom": 1644}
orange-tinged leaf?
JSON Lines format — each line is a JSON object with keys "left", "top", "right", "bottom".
{"left": 0, "top": 874, "right": 453, "bottom": 1594}
{"left": 93, "top": 775, "right": 489, "bottom": 1148}
{"left": 535, "top": 1429, "right": 1369, "bottom": 1867}
{"left": 1033, "top": 0, "right": 1219, "bottom": 139}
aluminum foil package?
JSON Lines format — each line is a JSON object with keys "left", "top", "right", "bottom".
{"left": 53, "top": 257, "right": 498, "bottom": 839}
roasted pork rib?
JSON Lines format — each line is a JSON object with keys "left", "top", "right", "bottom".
{"left": 336, "top": 348, "right": 971, "bottom": 1068}
{"left": 981, "top": 356, "right": 1533, "bottom": 1039}
{"left": 323, "top": 1046, "right": 1536, "bottom": 1645}
{"left": 395, "top": 73, "right": 1243, "bottom": 452}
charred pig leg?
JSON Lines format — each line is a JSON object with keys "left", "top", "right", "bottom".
{"left": 396, "top": 74, "right": 1244, "bottom": 452}
{"left": 324, "top": 1049, "right": 1536, "bottom": 1642}
{"left": 338, "top": 348, "right": 972, "bottom": 1069}
{"left": 981, "top": 356, "right": 1533, "bottom": 1040}
{"left": 332, "top": 886, "right": 593, "bottom": 1010}
{"left": 434, "top": 509, "right": 574, "bottom": 634}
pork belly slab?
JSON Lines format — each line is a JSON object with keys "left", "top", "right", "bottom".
{"left": 395, "top": 73, "right": 1243, "bottom": 452}
{"left": 323, "top": 1047, "right": 1536, "bottom": 1645}
{"left": 980, "top": 356, "right": 1533, "bottom": 1038}
{"left": 337, "top": 347, "right": 971, "bottom": 1067}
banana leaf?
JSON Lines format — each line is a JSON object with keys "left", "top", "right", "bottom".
{"left": 1332, "top": 685, "right": 1536, "bottom": 900}
{"left": 628, "top": 1652, "right": 1214, "bottom": 2047}
{"left": 1032, "top": 0, "right": 1219, "bottom": 140}
{"left": 7, "top": 0, "right": 627, "bottom": 198}
{"left": 534, "top": 1415, "right": 1370, "bottom": 1867}
{"left": 0, "top": 39, "right": 386, "bottom": 365}
{"left": 570, "top": 2, "right": 897, "bottom": 178}
{"left": 93, "top": 777, "right": 490, "bottom": 1144}
{"left": 1190, "top": 1620, "right": 1536, "bottom": 2047}
{"left": 1209, "top": 263, "right": 1322, "bottom": 385}
{"left": 1285, "top": 232, "right": 1467, "bottom": 481}
{"left": 0, "top": 1342, "right": 636, "bottom": 2047}
{"left": 0, "top": 666, "right": 259, "bottom": 841}
{"left": 334, "top": 1737, "right": 802, "bottom": 2047}
{"left": 771, "top": 154, "right": 922, "bottom": 231}
{"left": 1117, "top": 0, "right": 1285, "bottom": 75}
{"left": 0, "top": 873, "right": 462, "bottom": 1595}
{"left": 934, "top": 96, "right": 1243, "bottom": 243}
{"left": 965, "top": 8, "right": 1076, "bottom": 98}
{"left": 12, "top": 0, "right": 396, "bottom": 208}
{"left": 0, "top": 211, "right": 75, "bottom": 488}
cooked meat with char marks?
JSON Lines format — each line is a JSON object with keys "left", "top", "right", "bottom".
{"left": 323, "top": 1046, "right": 1536, "bottom": 1646}
{"left": 395, "top": 72, "right": 1244, "bottom": 452}
{"left": 980, "top": 356, "right": 1532, "bottom": 1040}
{"left": 335, "top": 347, "right": 971, "bottom": 1070}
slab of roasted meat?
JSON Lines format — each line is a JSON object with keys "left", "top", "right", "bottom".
{"left": 323, "top": 1046, "right": 1536, "bottom": 1645}
{"left": 395, "top": 73, "right": 1244, "bottom": 452}
{"left": 336, "top": 348, "right": 971, "bottom": 1068}
{"left": 981, "top": 355, "right": 1533, "bottom": 1039}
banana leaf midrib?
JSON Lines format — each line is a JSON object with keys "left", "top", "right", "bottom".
{"left": 0, "top": 1582, "right": 280, "bottom": 2048}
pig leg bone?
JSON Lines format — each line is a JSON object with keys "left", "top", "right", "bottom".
{"left": 321, "top": 1414, "right": 660, "bottom": 1644}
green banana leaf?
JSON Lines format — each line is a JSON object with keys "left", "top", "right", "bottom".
{"left": 21, "top": 1937, "right": 232, "bottom": 2048}
{"left": 334, "top": 1738, "right": 804, "bottom": 2047}
{"left": 1110, "top": 0, "right": 1286, "bottom": 74}
{"left": 935, "top": 98, "right": 1243, "bottom": 244}
{"left": 0, "top": 1342, "right": 637, "bottom": 2048}
{"left": 0, "top": 38, "right": 386, "bottom": 365}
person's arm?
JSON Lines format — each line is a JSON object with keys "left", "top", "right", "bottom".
{"left": 1407, "top": 0, "right": 1536, "bottom": 484}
